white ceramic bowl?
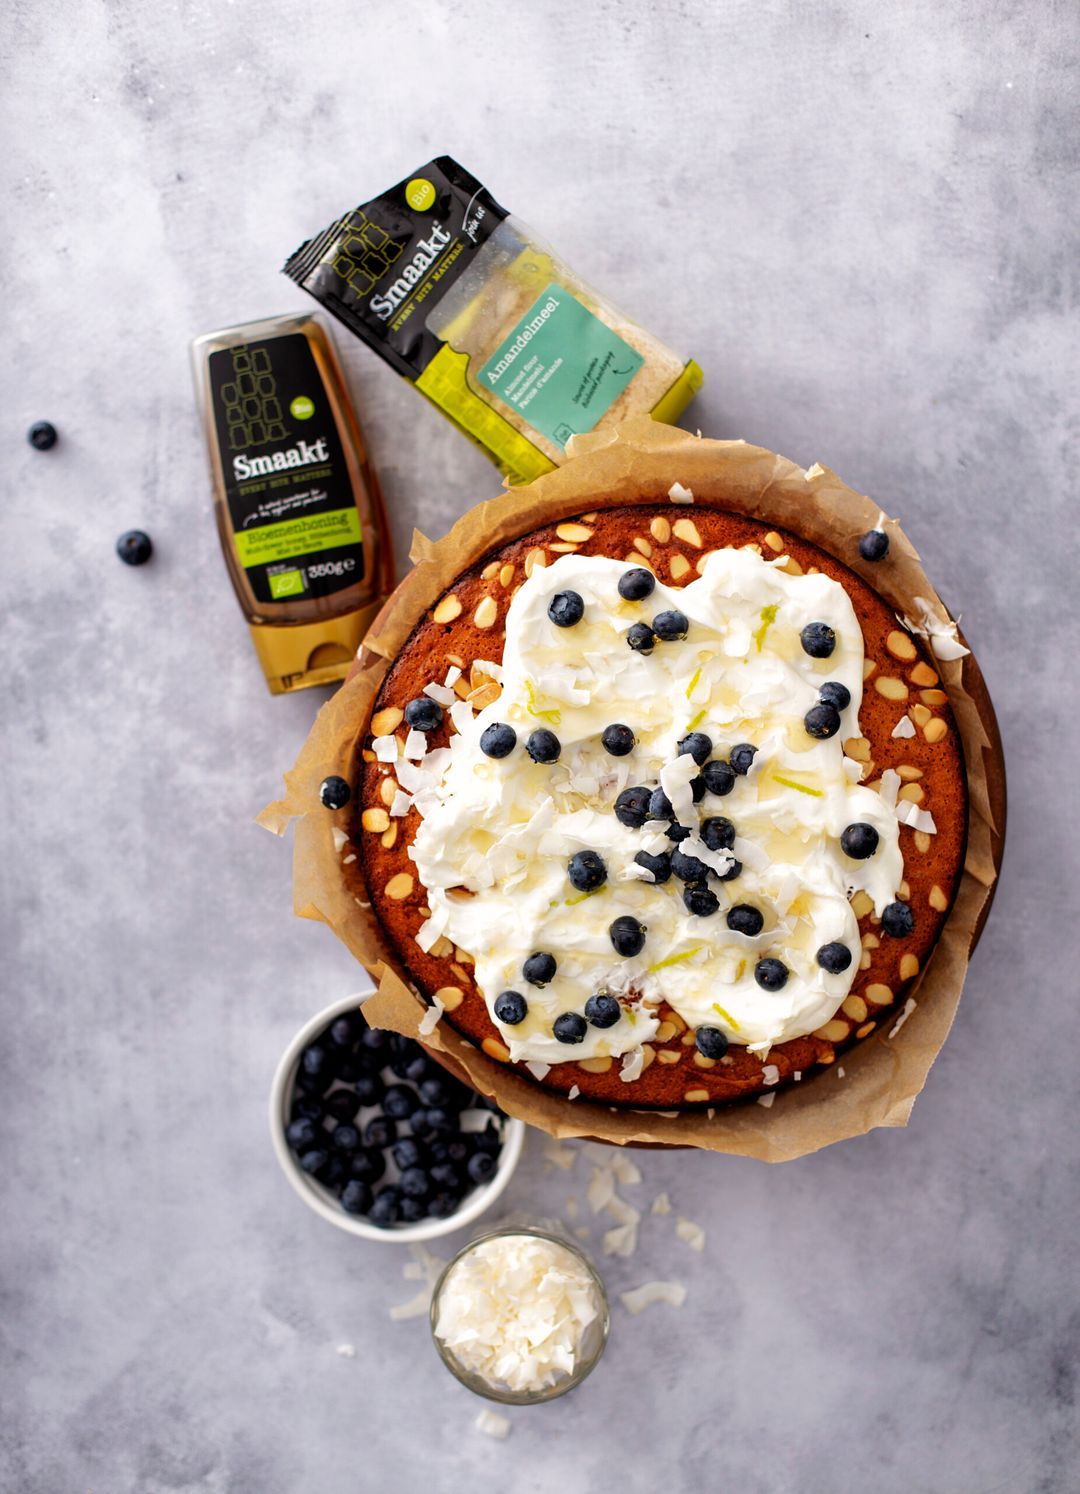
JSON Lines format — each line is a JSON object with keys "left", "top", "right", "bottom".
{"left": 269, "top": 992, "right": 526, "bottom": 1243}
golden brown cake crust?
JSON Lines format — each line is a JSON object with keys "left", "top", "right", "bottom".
{"left": 348, "top": 507, "right": 968, "bottom": 1108}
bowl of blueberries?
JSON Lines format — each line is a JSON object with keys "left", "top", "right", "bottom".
{"left": 270, "top": 994, "right": 526, "bottom": 1241}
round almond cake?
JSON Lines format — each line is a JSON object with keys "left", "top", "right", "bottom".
{"left": 350, "top": 505, "right": 967, "bottom": 1108}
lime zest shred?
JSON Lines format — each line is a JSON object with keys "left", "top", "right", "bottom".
{"left": 736, "top": 959, "right": 747, "bottom": 982}
{"left": 685, "top": 666, "right": 702, "bottom": 700}
{"left": 565, "top": 889, "right": 601, "bottom": 906}
{"left": 649, "top": 946, "right": 702, "bottom": 973}
{"left": 524, "top": 678, "right": 561, "bottom": 725}
{"left": 753, "top": 603, "right": 779, "bottom": 652}
{"left": 711, "top": 1002, "right": 740, "bottom": 1032}
{"left": 685, "top": 708, "right": 707, "bottom": 731}
{"left": 772, "top": 773, "right": 824, "bottom": 798}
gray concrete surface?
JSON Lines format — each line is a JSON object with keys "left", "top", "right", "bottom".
{"left": 3, "top": 2, "right": 1077, "bottom": 1490}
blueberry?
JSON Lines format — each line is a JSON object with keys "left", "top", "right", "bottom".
{"left": 800, "top": 621, "right": 836, "bottom": 658}
{"left": 472, "top": 1122, "right": 503, "bottom": 1156}
{"left": 527, "top": 728, "right": 561, "bottom": 763}
{"left": 330, "top": 1123, "right": 361, "bottom": 1154}
{"left": 401, "top": 1052, "right": 431, "bottom": 1085}
{"left": 716, "top": 857, "right": 743, "bottom": 882}
{"left": 691, "top": 775, "right": 707, "bottom": 803}
{"left": 695, "top": 1026, "right": 729, "bottom": 1060}
{"left": 609, "top": 915, "right": 646, "bottom": 957}
{"left": 683, "top": 885, "right": 720, "bottom": 917}
{"left": 627, "top": 622, "right": 657, "bottom": 654}
{"left": 383, "top": 1084, "right": 420, "bottom": 1120}
{"left": 430, "top": 1162, "right": 463, "bottom": 1192}
{"left": 298, "top": 1147, "right": 330, "bottom": 1176}
{"left": 665, "top": 823, "right": 692, "bottom": 842}
{"left": 804, "top": 702, "right": 842, "bottom": 739}
{"left": 428, "top": 1192, "right": 460, "bottom": 1219}
{"left": 353, "top": 1073, "right": 384, "bottom": 1107}
{"left": 324, "top": 1089, "right": 360, "bottom": 1123}
{"left": 648, "top": 787, "right": 673, "bottom": 820}
{"left": 727, "top": 904, "right": 764, "bottom": 936}
{"left": 703, "top": 759, "right": 736, "bottom": 796}
{"left": 653, "top": 608, "right": 689, "bottom": 641}
{"left": 446, "top": 1138, "right": 472, "bottom": 1165}
{"left": 28, "top": 420, "right": 58, "bottom": 451}
{"left": 317, "top": 1154, "right": 349, "bottom": 1188}
{"left": 548, "top": 590, "right": 585, "bottom": 627}
{"left": 859, "top": 528, "right": 889, "bottom": 562}
{"left": 300, "top": 1044, "right": 331, "bottom": 1081}
{"left": 677, "top": 731, "right": 713, "bottom": 765}
{"left": 332, "top": 1054, "right": 365, "bottom": 1084}
{"left": 410, "top": 1108, "right": 434, "bottom": 1141}
{"left": 404, "top": 696, "right": 443, "bottom": 731}
{"left": 328, "top": 1013, "right": 362, "bottom": 1047}
{"left": 398, "top": 1197, "right": 428, "bottom": 1223}
{"left": 755, "top": 958, "right": 789, "bottom": 991}
{"left": 359, "top": 1027, "right": 390, "bottom": 1054}
{"left": 882, "top": 900, "right": 916, "bottom": 938}
{"left": 480, "top": 722, "right": 517, "bottom": 759}
{"left": 116, "top": 530, "right": 153, "bottom": 566}
{"left": 319, "top": 775, "right": 351, "bottom": 810}
{"left": 348, "top": 1148, "right": 386, "bottom": 1184}
{"left": 672, "top": 848, "right": 710, "bottom": 883}
{"left": 393, "top": 1137, "right": 428, "bottom": 1170}
{"left": 523, "top": 952, "right": 557, "bottom": 987}
{"left": 701, "top": 816, "right": 736, "bottom": 851}
{"left": 341, "top": 1180, "right": 373, "bottom": 1216}
{"left": 615, "top": 785, "right": 652, "bottom": 828}
{"left": 634, "top": 850, "right": 672, "bottom": 884}
{"left": 363, "top": 1115, "right": 397, "bottom": 1148}
{"left": 368, "top": 1188, "right": 402, "bottom": 1228}
{"left": 601, "top": 723, "right": 636, "bottom": 756}
{"left": 494, "top": 990, "right": 528, "bottom": 1025}
{"left": 729, "top": 743, "right": 757, "bottom": 776}
{"left": 417, "top": 1076, "right": 452, "bottom": 1109}
{"left": 553, "top": 1012, "right": 588, "bottom": 1044}
{"left": 290, "top": 1096, "right": 324, "bottom": 1124}
{"left": 816, "top": 941, "right": 853, "bottom": 973}
{"left": 819, "top": 681, "right": 851, "bottom": 712}
{"left": 585, "top": 993, "right": 621, "bottom": 1028}
{"left": 399, "top": 1166, "right": 432, "bottom": 1200}
{"left": 841, "top": 823, "right": 880, "bottom": 859}
{"left": 618, "top": 567, "right": 656, "bottom": 601}
{"left": 424, "top": 1106, "right": 457, "bottom": 1135}
{"left": 467, "top": 1151, "right": 498, "bottom": 1185}
{"left": 568, "top": 850, "right": 606, "bottom": 892}
{"left": 285, "top": 1116, "right": 321, "bottom": 1152}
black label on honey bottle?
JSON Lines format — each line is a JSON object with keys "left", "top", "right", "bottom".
{"left": 209, "top": 333, "right": 364, "bottom": 604}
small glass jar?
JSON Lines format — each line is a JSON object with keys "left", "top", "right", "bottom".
{"left": 429, "top": 1222, "right": 610, "bottom": 1405}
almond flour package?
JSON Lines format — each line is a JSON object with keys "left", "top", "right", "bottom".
{"left": 283, "top": 158, "right": 702, "bottom": 486}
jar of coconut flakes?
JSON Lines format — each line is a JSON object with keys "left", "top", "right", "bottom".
{"left": 430, "top": 1223, "right": 609, "bottom": 1404}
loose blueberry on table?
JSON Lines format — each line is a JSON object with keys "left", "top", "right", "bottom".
{"left": 283, "top": 1016, "right": 506, "bottom": 1229}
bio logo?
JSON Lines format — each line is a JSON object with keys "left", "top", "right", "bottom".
{"left": 405, "top": 177, "right": 436, "bottom": 211}
{"left": 290, "top": 395, "right": 315, "bottom": 420}
{"left": 269, "top": 569, "right": 304, "bottom": 599}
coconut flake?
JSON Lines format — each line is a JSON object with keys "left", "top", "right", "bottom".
{"left": 372, "top": 734, "right": 399, "bottom": 763}
{"left": 804, "top": 462, "right": 826, "bottom": 481}
{"left": 651, "top": 1191, "right": 672, "bottom": 1216}
{"left": 567, "top": 1084, "right": 580, "bottom": 1100}
{"left": 619, "top": 1048, "right": 646, "bottom": 1084}
{"left": 675, "top": 1217, "right": 706, "bottom": 1252}
{"left": 423, "top": 682, "right": 456, "bottom": 706}
{"left": 879, "top": 768, "right": 901, "bottom": 809}
{"left": 843, "top": 757, "right": 865, "bottom": 783}
{"left": 475, "top": 1409, "right": 512, "bottom": 1441}
{"left": 603, "top": 1222, "right": 638, "bottom": 1257}
{"left": 668, "top": 481, "right": 694, "bottom": 504}
{"left": 757, "top": 1092, "right": 776, "bottom": 1109}
{"left": 390, "top": 1287, "right": 434, "bottom": 1321}
{"left": 891, "top": 715, "right": 917, "bottom": 739}
{"left": 543, "top": 1138, "right": 578, "bottom": 1171}
{"left": 332, "top": 826, "right": 349, "bottom": 853}
{"left": 587, "top": 1166, "right": 616, "bottom": 1214}
{"left": 523, "top": 1060, "right": 551, "bottom": 1082}
{"left": 890, "top": 996, "right": 917, "bottom": 1037}
{"left": 448, "top": 699, "right": 475, "bottom": 734}
{"left": 336, "top": 1343, "right": 356, "bottom": 1358}
{"left": 899, "top": 597, "right": 970, "bottom": 661}
{"left": 761, "top": 1064, "right": 780, "bottom": 1087}
{"left": 610, "top": 1154, "right": 642, "bottom": 1188}
{"left": 390, "top": 789, "right": 413, "bottom": 818}
{"left": 620, "top": 1281, "right": 687, "bottom": 1314}
{"left": 415, "top": 905, "right": 449, "bottom": 954}
{"left": 895, "top": 799, "right": 938, "bottom": 835}
{"left": 403, "top": 729, "right": 427, "bottom": 761}
{"left": 417, "top": 995, "right": 445, "bottom": 1036}
{"left": 836, "top": 1065, "right": 846, "bottom": 1079}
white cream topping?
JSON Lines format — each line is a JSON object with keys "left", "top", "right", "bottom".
{"left": 407, "top": 548, "right": 902, "bottom": 1063}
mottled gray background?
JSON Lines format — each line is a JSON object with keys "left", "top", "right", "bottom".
{"left": 2, "top": 1, "right": 1077, "bottom": 1491}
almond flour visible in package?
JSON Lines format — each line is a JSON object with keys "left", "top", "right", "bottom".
{"left": 283, "top": 157, "right": 703, "bottom": 486}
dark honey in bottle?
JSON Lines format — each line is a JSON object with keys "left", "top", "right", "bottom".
{"left": 192, "top": 313, "right": 393, "bottom": 694}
